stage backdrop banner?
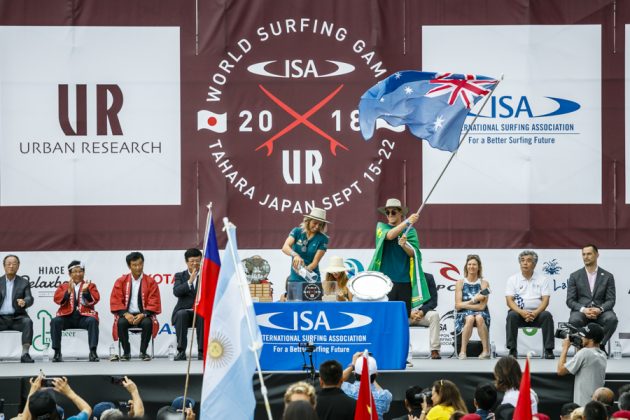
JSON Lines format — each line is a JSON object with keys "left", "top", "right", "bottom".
{"left": 0, "top": 248, "right": 629, "bottom": 360}
{"left": 254, "top": 301, "right": 409, "bottom": 371}
{"left": 422, "top": 25, "right": 601, "bottom": 204}
{"left": 0, "top": 26, "right": 181, "bottom": 206}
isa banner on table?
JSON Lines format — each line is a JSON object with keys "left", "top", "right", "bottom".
{"left": 254, "top": 302, "right": 409, "bottom": 370}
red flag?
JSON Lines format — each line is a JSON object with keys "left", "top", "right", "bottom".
{"left": 513, "top": 358, "right": 532, "bottom": 420}
{"left": 195, "top": 210, "right": 221, "bottom": 367}
{"left": 354, "top": 355, "right": 378, "bottom": 420}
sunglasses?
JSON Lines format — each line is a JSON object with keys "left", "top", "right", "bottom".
{"left": 385, "top": 209, "right": 400, "bottom": 216}
{"left": 467, "top": 254, "right": 480, "bottom": 259}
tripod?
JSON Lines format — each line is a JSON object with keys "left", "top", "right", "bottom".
{"left": 300, "top": 344, "right": 317, "bottom": 385}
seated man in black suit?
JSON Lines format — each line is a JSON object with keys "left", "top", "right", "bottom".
{"left": 566, "top": 244, "right": 618, "bottom": 349}
{"left": 0, "top": 254, "right": 35, "bottom": 363}
{"left": 172, "top": 248, "right": 204, "bottom": 361}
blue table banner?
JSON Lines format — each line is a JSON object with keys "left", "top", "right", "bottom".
{"left": 254, "top": 301, "right": 409, "bottom": 371}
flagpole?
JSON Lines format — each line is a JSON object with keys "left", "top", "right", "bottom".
{"left": 180, "top": 203, "right": 213, "bottom": 416}
{"left": 223, "top": 217, "right": 273, "bottom": 420}
{"left": 405, "top": 74, "right": 504, "bottom": 232}
{"left": 363, "top": 349, "right": 375, "bottom": 419}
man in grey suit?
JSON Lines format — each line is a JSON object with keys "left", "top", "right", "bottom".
{"left": 0, "top": 254, "right": 35, "bottom": 362}
{"left": 566, "top": 244, "right": 618, "bottom": 348}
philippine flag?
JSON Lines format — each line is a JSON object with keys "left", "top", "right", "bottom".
{"left": 197, "top": 110, "right": 227, "bottom": 133}
{"left": 196, "top": 210, "right": 221, "bottom": 365}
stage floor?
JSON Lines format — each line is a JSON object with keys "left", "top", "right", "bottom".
{"left": 1, "top": 357, "right": 628, "bottom": 419}
{"left": 1, "top": 355, "right": 628, "bottom": 377}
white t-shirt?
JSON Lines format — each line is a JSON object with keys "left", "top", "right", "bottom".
{"left": 502, "top": 388, "right": 538, "bottom": 414}
{"left": 505, "top": 272, "right": 550, "bottom": 310}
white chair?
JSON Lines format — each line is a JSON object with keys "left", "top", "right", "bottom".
{"left": 118, "top": 328, "right": 155, "bottom": 358}
{"left": 60, "top": 329, "right": 90, "bottom": 360}
{"left": 516, "top": 326, "right": 543, "bottom": 358}
{"left": 453, "top": 309, "right": 490, "bottom": 358}
{"left": 408, "top": 324, "right": 431, "bottom": 358}
{"left": 0, "top": 330, "right": 22, "bottom": 360}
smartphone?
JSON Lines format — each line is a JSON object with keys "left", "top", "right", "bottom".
{"left": 41, "top": 377, "right": 59, "bottom": 387}
{"left": 111, "top": 376, "right": 125, "bottom": 385}
{"left": 480, "top": 288, "right": 491, "bottom": 296}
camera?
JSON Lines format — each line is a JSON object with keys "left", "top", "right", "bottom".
{"left": 554, "top": 323, "right": 583, "bottom": 349}
{"left": 421, "top": 389, "right": 433, "bottom": 400}
{"left": 41, "top": 377, "right": 59, "bottom": 387}
{"left": 297, "top": 341, "right": 316, "bottom": 353}
{"left": 111, "top": 376, "right": 125, "bottom": 385}
{"left": 118, "top": 401, "right": 130, "bottom": 414}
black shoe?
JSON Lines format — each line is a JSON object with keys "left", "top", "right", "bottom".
{"left": 198, "top": 351, "right": 204, "bottom": 361}
{"left": 140, "top": 352, "right": 152, "bottom": 361}
{"left": 120, "top": 353, "right": 131, "bottom": 361}
{"left": 21, "top": 353, "right": 35, "bottom": 363}
{"left": 174, "top": 351, "right": 187, "bottom": 361}
{"left": 544, "top": 349, "right": 555, "bottom": 359}
{"left": 508, "top": 348, "right": 518, "bottom": 358}
{"left": 89, "top": 351, "right": 99, "bottom": 362}
{"left": 52, "top": 351, "right": 63, "bottom": 363}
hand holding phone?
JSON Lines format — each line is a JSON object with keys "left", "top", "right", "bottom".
{"left": 111, "top": 376, "right": 125, "bottom": 385}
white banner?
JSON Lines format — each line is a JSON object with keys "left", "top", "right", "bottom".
{"left": 421, "top": 25, "right": 601, "bottom": 204}
{"left": 0, "top": 26, "right": 181, "bottom": 206}
{"left": 1, "top": 248, "right": 628, "bottom": 359}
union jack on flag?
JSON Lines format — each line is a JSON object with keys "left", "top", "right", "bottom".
{"left": 359, "top": 70, "right": 498, "bottom": 152}
{"left": 426, "top": 73, "right": 498, "bottom": 109}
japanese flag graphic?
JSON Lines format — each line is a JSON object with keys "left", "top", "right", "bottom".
{"left": 197, "top": 110, "right": 227, "bottom": 133}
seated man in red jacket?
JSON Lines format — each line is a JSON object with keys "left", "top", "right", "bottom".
{"left": 110, "top": 252, "right": 161, "bottom": 361}
{"left": 50, "top": 260, "right": 100, "bottom": 362}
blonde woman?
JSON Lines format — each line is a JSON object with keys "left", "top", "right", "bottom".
{"left": 455, "top": 254, "right": 491, "bottom": 359}
{"left": 281, "top": 208, "right": 329, "bottom": 283}
{"left": 284, "top": 381, "right": 317, "bottom": 409}
{"left": 324, "top": 256, "right": 352, "bottom": 301}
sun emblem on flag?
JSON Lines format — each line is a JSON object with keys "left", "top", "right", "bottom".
{"left": 206, "top": 332, "right": 234, "bottom": 369}
{"left": 425, "top": 73, "right": 497, "bottom": 109}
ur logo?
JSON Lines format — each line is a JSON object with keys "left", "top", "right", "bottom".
{"left": 58, "top": 84, "right": 124, "bottom": 136}
{"left": 32, "top": 309, "right": 52, "bottom": 351}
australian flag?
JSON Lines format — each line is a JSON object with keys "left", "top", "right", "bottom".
{"left": 359, "top": 71, "right": 498, "bottom": 152}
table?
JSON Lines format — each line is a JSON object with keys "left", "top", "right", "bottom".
{"left": 254, "top": 301, "right": 409, "bottom": 371}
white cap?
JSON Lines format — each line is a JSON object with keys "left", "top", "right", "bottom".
{"left": 354, "top": 355, "right": 378, "bottom": 376}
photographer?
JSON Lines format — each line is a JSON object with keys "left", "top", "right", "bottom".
{"left": 23, "top": 374, "right": 91, "bottom": 420}
{"left": 557, "top": 323, "right": 608, "bottom": 406}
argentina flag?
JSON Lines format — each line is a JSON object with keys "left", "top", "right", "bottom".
{"left": 200, "top": 219, "right": 262, "bottom": 419}
{"left": 359, "top": 71, "right": 498, "bottom": 152}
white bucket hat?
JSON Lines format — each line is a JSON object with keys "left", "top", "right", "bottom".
{"left": 377, "top": 198, "right": 408, "bottom": 216}
{"left": 304, "top": 207, "right": 330, "bottom": 224}
{"left": 324, "top": 256, "right": 347, "bottom": 273}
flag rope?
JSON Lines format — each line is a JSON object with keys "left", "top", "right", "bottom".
{"left": 223, "top": 217, "right": 273, "bottom": 420}
{"left": 404, "top": 74, "right": 504, "bottom": 235}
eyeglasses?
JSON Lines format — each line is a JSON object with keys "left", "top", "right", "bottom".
{"left": 385, "top": 209, "right": 399, "bottom": 216}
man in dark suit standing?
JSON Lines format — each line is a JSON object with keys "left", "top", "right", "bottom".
{"left": 172, "top": 248, "right": 204, "bottom": 361}
{"left": 566, "top": 244, "right": 618, "bottom": 348}
{"left": 0, "top": 254, "right": 35, "bottom": 363}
